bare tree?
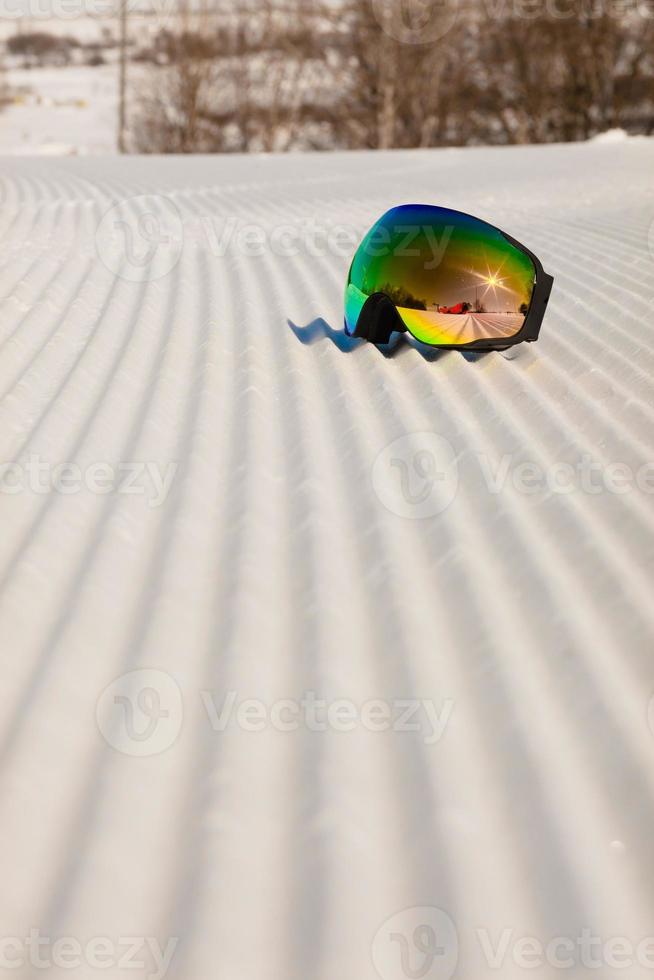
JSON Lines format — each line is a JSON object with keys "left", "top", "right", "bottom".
{"left": 476, "top": 3, "right": 654, "bottom": 143}
{"left": 330, "top": 0, "right": 474, "bottom": 149}
{"left": 128, "top": 0, "right": 654, "bottom": 152}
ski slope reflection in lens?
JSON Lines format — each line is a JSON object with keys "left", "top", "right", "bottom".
{"left": 345, "top": 205, "right": 536, "bottom": 345}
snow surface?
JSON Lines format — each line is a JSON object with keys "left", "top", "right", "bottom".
{"left": 1, "top": 64, "right": 119, "bottom": 155}
{"left": 0, "top": 140, "right": 653, "bottom": 979}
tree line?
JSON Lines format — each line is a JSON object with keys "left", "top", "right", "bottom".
{"left": 124, "top": 0, "right": 654, "bottom": 152}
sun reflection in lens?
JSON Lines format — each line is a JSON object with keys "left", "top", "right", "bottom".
{"left": 474, "top": 267, "right": 512, "bottom": 300}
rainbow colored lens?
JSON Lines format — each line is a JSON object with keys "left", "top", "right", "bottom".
{"left": 345, "top": 205, "right": 536, "bottom": 345}
{"left": 344, "top": 281, "right": 367, "bottom": 336}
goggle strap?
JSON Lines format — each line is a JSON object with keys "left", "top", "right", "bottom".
{"left": 355, "top": 292, "right": 407, "bottom": 345}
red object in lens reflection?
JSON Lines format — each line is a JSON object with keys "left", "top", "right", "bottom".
{"left": 437, "top": 302, "right": 472, "bottom": 315}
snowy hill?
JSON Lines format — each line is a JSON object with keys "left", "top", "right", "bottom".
{"left": 0, "top": 139, "right": 653, "bottom": 979}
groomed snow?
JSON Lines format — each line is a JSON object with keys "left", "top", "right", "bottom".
{"left": 0, "top": 139, "right": 653, "bottom": 979}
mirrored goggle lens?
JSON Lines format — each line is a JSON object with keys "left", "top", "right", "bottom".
{"left": 344, "top": 280, "right": 366, "bottom": 336}
{"left": 347, "top": 205, "right": 536, "bottom": 345}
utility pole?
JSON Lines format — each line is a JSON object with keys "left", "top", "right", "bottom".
{"left": 117, "top": 0, "right": 127, "bottom": 153}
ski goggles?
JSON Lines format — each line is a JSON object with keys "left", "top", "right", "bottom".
{"left": 344, "top": 205, "right": 553, "bottom": 350}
